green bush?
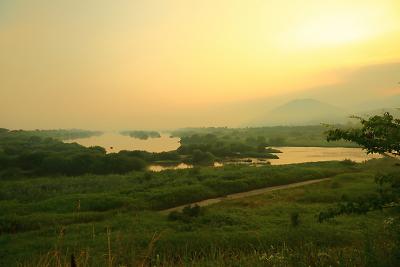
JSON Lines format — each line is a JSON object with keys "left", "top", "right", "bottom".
{"left": 290, "top": 212, "right": 300, "bottom": 227}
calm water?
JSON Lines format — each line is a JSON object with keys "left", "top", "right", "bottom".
{"left": 65, "top": 134, "right": 381, "bottom": 171}
{"left": 269, "top": 147, "right": 381, "bottom": 165}
{"left": 149, "top": 147, "right": 382, "bottom": 171}
{"left": 65, "top": 132, "right": 180, "bottom": 153}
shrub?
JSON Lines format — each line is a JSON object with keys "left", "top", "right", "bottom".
{"left": 191, "top": 150, "right": 216, "bottom": 165}
{"left": 168, "top": 205, "right": 203, "bottom": 223}
{"left": 182, "top": 205, "right": 201, "bottom": 217}
{"left": 341, "top": 159, "right": 356, "bottom": 166}
{"left": 290, "top": 212, "right": 300, "bottom": 227}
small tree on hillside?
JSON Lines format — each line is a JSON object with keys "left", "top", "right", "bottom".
{"left": 326, "top": 112, "right": 400, "bottom": 157}
{"left": 319, "top": 112, "right": 400, "bottom": 223}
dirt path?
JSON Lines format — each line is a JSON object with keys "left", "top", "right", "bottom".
{"left": 160, "top": 178, "right": 331, "bottom": 214}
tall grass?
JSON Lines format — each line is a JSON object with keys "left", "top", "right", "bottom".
{"left": 3, "top": 158, "right": 399, "bottom": 266}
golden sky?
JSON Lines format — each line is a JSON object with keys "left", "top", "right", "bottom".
{"left": 1, "top": 0, "right": 400, "bottom": 129}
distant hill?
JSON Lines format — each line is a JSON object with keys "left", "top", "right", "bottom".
{"left": 289, "top": 62, "right": 400, "bottom": 109}
{"left": 257, "top": 98, "right": 348, "bottom": 126}
{"left": 212, "top": 62, "right": 400, "bottom": 127}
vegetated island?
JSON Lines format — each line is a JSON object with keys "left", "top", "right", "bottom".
{"left": 171, "top": 125, "right": 359, "bottom": 147}
{"left": 120, "top": 130, "right": 161, "bottom": 140}
{"left": 176, "top": 133, "right": 281, "bottom": 165}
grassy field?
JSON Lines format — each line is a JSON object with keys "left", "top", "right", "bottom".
{"left": 0, "top": 158, "right": 398, "bottom": 266}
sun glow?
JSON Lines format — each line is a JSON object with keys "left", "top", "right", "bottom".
{"left": 281, "top": 3, "right": 393, "bottom": 49}
{"left": 0, "top": 0, "right": 400, "bottom": 129}
{"left": 294, "top": 16, "right": 372, "bottom": 47}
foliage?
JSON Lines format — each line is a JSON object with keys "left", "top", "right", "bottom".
{"left": 290, "top": 211, "right": 300, "bottom": 227}
{"left": 168, "top": 205, "right": 202, "bottom": 222}
{"left": 0, "top": 161, "right": 355, "bottom": 233}
{"left": 327, "top": 112, "right": 400, "bottom": 157}
{"left": 0, "top": 130, "right": 151, "bottom": 177}
{"left": 320, "top": 112, "right": 400, "bottom": 223}
{"left": 189, "top": 149, "right": 216, "bottom": 165}
{"left": 120, "top": 130, "right": 161, "bottom": 140}
{"left": 1, "top": 158, "right": 399, "bottom": 266}
{"left": 177, "top": 133, "right": 279, "bottom": 160}
{"left": 2, "top": 120, "right": 399, "bottom": 265}
{"left": 172, "top": 125, "right": 358, "bottom": 148}
{"left": 0, "top": 128, "right": 102, "bottom": 140}
{"left": 318, "top": 171, "right": 400, "bottom": 222}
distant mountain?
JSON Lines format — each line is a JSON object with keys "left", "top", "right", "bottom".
{"left": 257, "top": 98, "right": 348, "bottom": 126}
{"left": 212, "top": 62, "right": 400, "bottom": 127}
{"left": 292, "top": 62, "right": 400, "bottom": 109}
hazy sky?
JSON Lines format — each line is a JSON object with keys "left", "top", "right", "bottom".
{"left": 1, "top": 0, "right": 400, "bottom": 129}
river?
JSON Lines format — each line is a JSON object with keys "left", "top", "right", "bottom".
{"left": 149, "top": 146, "right": 381, "bottom": 171}
{"left": 65, "top": 134, "right": 381, "bottom": 171}
{"left": 64, "top": 132, "right": 180, "bottom": 153}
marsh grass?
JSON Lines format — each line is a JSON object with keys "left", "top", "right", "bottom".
{"left": 3, "top": 158, "right": 400, "bottom": 266}
{"left": 15, "top": 235, "right": 395, "bottom": 267}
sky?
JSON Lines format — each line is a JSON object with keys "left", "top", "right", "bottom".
{"left": 1, "top": 0, "right": 400, "bottom": 130}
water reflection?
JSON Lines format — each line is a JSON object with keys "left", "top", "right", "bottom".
{"left": 65, "top": 132, "right": 180, "bottom": 153}
{"left": 148, "top": 162, "right": 223, "bottom": 172}
{"left": 148, "top": 163, "right": 193, "bottom": 172}
{"left": 148, "top": 147, "right": 382, "bottom": 171}
{"left": 269, "top": 147, "right": 381, "bottom": 165}
{"left": 64, "top": 133, "right": 382, "bottom": 172}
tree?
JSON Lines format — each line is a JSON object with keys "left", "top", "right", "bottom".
{"left": 326, "top": 112, "right": 400, "bottom": 157}
{"left": 319, "top": 112, "right": 400, "bottom": 222}
{"left": 191, "top": 149, "right": 216, "bottom": 165}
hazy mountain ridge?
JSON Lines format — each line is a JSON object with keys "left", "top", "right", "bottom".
{"left": 240, "top": 62, "right": 400, "bottom": 127}
{"left": 252, "top": 98, "right": 347, "bottom": 126}
{"left": 248, "top": 96, "right": 400, "bottom": 127}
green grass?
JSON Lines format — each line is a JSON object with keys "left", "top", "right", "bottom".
{"left": 0, "top": 158, "right": 398, "bottom": 266}
{"left": 0, "top": 161, "right": 357, "bottom": 215}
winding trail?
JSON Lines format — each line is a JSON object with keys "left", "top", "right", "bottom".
{"left": 160, "top": 178, "right": 331, "bottom": 214}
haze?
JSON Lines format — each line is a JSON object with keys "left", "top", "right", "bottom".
{"left": 1, "top": 0, "right": 400, "bottom": 130}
